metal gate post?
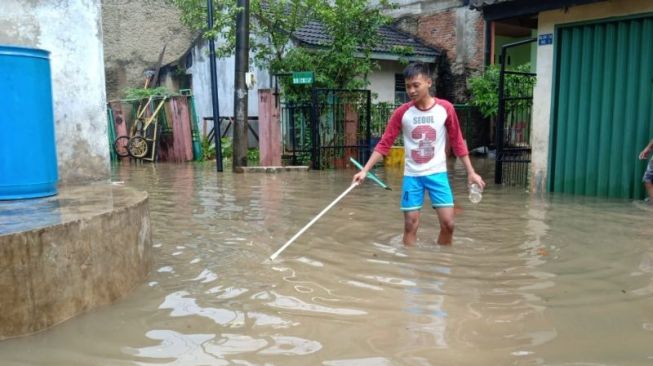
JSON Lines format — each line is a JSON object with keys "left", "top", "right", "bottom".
{"left": 289, "top": 103, "right": 297, "bottom": 166}
{"left": 495, "top": 46, "right": 507, "bottom": 184}
{"left": 310, "top": 87, "right": 320, "bottom": 169}
{"left": 366, "top": 90, "right": 372, "bottom": 161}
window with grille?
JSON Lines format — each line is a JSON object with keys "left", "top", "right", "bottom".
{"left": 394, "top": 74, "right": 408, "bottom": 104}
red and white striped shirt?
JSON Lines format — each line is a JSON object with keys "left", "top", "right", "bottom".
{"left": 374, "top": 98, "right": 468, "bottom": 176}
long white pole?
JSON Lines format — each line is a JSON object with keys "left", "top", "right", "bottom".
{"left": 269, "top": 182, "right": 359, "bottom": 261}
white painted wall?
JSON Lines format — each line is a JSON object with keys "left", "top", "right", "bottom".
{"left": 187, "top": 40, "right": 271, "bottom": 125}
{"left": 1, "top": 0, "right": 109, "bottom": 183}
{"left": 368, "top": 60, "right": 407, "bottom": 103}
{"left": 531, "top": 0, "right": 653, "bottom": 192}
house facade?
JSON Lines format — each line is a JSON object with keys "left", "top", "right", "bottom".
{"left": 101, "top": 1, "right": 442, "bottom": 120}
{"left": 170, "top": 19, "right": 440, "bottom": 123}
{"left": 291, "top": 20, "right": 441, "bottom": 104}
{"left": 473, "top": 0, "right": 653, "bottom": 199}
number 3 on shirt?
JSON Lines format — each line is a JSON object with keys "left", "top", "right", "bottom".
{"left": 410, "top": 125, "right": 437, "bottom": 164}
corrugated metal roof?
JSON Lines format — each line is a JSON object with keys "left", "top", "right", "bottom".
{"left": 292, "top": 21, "right": 440, "bottom": 58}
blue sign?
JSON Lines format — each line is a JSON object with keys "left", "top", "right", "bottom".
{"left": 539, "top": 33, "right": 553, "bottom": 46}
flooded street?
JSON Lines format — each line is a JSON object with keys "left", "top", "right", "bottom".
{"left": 1, "top": 159, "right": 653, "bottom": 365}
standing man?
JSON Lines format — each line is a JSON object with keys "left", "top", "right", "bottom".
{"left": 353, "top": 62, "right": 485, "bottom": 245}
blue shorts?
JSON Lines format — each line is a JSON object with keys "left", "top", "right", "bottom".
{"left": 401, "top": 173, "right": 454, "bottom": 211}
{"left": 644, "top": 160, "right": 653, "bottom": 183}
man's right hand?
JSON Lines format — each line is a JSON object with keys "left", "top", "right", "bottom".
{"left": 353, "top": 171, "right": 367, "bottom": 184}
{"left": 352, "top": 152, "right": 384, "bottom": 185}
{"left": 639, "top": 147, "right": 651, "bottom": 160}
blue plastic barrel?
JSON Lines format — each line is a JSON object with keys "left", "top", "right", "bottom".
{"left": 0, "top": 45, "right": 58, "bottom": 200}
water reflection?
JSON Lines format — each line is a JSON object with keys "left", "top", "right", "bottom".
{"left": 127, "top": 330, "right": 322, "bottom": 365}
{"left": 159, "top": 291, "right": 245, "bottom": 327}
{"left": 0, "top": 184, "right": 135, "bottom": 235}
{"left": 0, "top": 197, "right": 62, "bottom": 234}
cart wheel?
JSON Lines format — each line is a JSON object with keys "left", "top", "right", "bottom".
{"left": 114, "top": 136, "right": 130, "bottom": 157}
{"left": 128, "top": 136, "right": 148, "bottom": 158}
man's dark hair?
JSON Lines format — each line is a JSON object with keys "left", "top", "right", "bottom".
{"left": 403, "top": 62, "right": 431, "bottom": 79}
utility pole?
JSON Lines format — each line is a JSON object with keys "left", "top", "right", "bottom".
{"left": 232, "top": 0, "right": 249, "bottom": 171}
{"left": 207, "top": 0, "right": 223, "bottom": 172}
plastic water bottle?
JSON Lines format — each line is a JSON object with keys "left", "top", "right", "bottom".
{"left": 469, "top": 183, "right": 483, "bottom": 204}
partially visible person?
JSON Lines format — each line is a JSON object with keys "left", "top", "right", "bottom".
{"left": 639, "top": 138, "right": 653, "bottom": 203}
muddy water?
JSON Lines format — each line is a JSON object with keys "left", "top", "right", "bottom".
{"left": 1, "top": 159, "right": 652, "bottom": 365}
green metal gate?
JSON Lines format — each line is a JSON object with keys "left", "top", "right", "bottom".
{"left": 549, "top": 14, "right": 653, "bottom": 199}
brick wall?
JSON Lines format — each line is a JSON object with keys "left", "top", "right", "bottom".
{"left": 397, "top": 7, "right": 486, "bottom": 102}
{"left": 418, "top": 10, "right": 459, "bottom": 62}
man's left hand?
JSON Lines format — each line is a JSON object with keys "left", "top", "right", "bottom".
{"left": 468, "top": 172, "right": 486, "bottom": 190}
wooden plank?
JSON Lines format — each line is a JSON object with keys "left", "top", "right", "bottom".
{"left": 258, "top": 89, "right": 282, "bottom": 166}
{"left": 170, "top": 97, "right": 193, "bottom": 162}
{"left": 177, "top": 97, "right": 194, "bottom": 162}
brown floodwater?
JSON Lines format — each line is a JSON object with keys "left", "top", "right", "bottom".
{"left": 1, "top": 158, "right": 652, "bottom": 365}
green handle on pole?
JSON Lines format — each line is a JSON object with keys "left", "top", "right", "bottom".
{"left": 350, "top": 157, "right": 391, "bottom": 190}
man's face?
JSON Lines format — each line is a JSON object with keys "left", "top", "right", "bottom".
{"left": 405, "top": 73, "right": 432, "bottom": 102}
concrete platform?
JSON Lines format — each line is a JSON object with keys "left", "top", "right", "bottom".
{"left": 0, "top": 184, "right": 152, "bottom": 340}
{"left": 240, "top": 166, "right": 310, "bottom": 173}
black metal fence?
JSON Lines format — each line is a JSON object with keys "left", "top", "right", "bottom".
{"left": 370, "top": 102, "right": 402, "bottom": 147}
{"left": 310, "top": 89, "right": 372, "bottom": 169}
{"left": 280, "top": 89, "right": 372, "bottom": 169}
{"left": 203, "top": 116, "right": 260, "bottom": 149}
{"left": 281, "top": 102, "right": 313, "bottom": 166}
{"left": 280, "top": 92, "right": 488, "bottom": 169}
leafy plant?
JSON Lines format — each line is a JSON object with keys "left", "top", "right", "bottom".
{"left": 468, "top": 65, "right": 500, "bottom": 119}
{"left": 220, "top": 137, "right": 233, "bottom": 159}
{"left": 468, "top": 63, "right": 535, "bottom": 119}
{"left": 167, "top": 0, "right": 243, "bottom": 59}
{"left": 306, "top": 0, "right": 396, "bottom": 88}
{"left": 199, "top": 135, "right": 233, "bottom": 162}
{"left": 123, "top": 86, "right": 178, "bottom": 100}
{"left": 200, "top": 134, "right": 216, "bottom": 160}
{"left": 168, "top": 0, "right": 315, "bottom": 68}
{"left": 390, "top": 45, "right": 415, "bottom": 65}
{"left": 247, "top": 148, "right": 259, "bottom": 165}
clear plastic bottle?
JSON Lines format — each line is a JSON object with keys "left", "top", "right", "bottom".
{"left": 469, "top": 183, "right": 483, "bottom": 204}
